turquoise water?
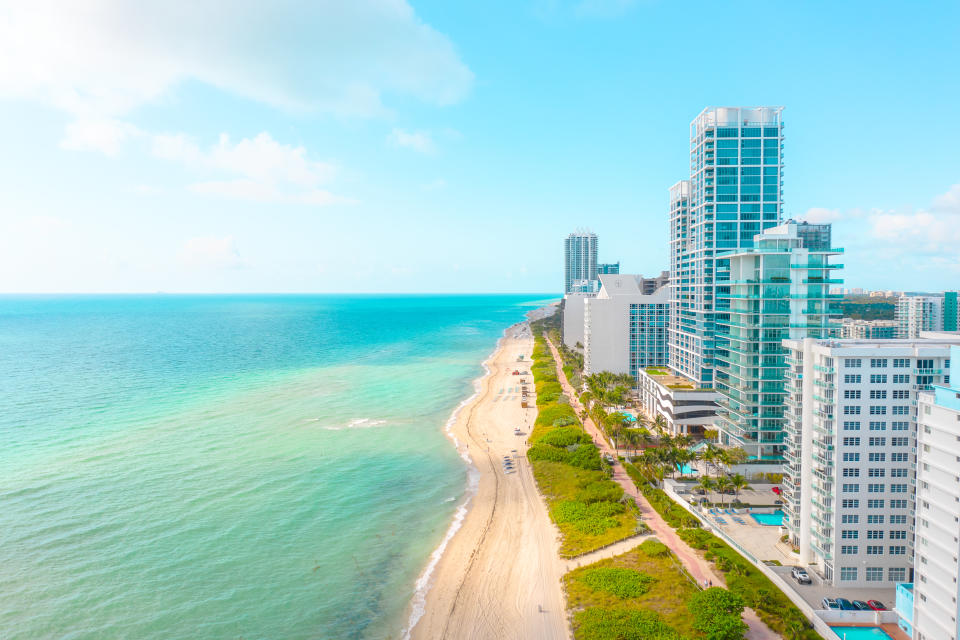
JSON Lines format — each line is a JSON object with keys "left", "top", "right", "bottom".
{"left": 751, "top": 510, "right": 785, "bottom": 526}
{"left": 831, "top": 627, "right": 894, "bottom": 640}
{"left": 0, "top": 294, "right": 551, "bottom": 640}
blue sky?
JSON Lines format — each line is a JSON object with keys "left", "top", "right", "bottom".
{"left": 1, "top": 0, "right": 958, "bottom": 293}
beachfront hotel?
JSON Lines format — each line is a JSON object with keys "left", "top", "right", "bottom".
{"left": 574, "top": 273, "right": 670, "bottom": 377}
{"left": 713, "top": 221, "right": 843, "bottom": 463}
{"left": 781, "top": 334, "right": 960, "bottom": 587}
{"left": 909, "top": 347, "right": 960, "bottom": 640}
{"left": 564, "top": 230, "right": 598, "bottom": 294}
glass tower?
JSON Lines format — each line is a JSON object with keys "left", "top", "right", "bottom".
{"left": 668, "top": 107, "right": 785, "bottom": 386}
{"left": 713, "top": 222, "right": 843, "bottom": 461}
{"left": 564, "top": 230, "right": 598, "bottom": 294}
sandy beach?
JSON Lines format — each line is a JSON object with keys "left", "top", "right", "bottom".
{"left": 408, "top": 320, "right": 570, "bottom": 640}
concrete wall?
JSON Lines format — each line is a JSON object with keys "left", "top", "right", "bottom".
{"left": 562, "top": 293, "right": 591, "bottom": 351}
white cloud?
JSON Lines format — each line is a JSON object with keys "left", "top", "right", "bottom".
{"left": 799, "top": 207, "right": 842, "bottom": 224}
{"left": 178, "top": 235, "right": 246, "bottom": 269}
{"left": 387, "top": 128, "right": 437, "bottom": 154}
{"left": 60, "top": 118, "right": 140, "bottom": 155}
{"left": 0, "top": 1, "right": 473, "bottom": 119}
{"left": 932, "top": 183, "right": 960, "bottom": 214}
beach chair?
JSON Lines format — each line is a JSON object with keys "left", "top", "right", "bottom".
{"left": 715, "top": 517, "right": 728, "bottom": 525}
{"left": 733, "top": 517, "right": 747, "bottom": 525}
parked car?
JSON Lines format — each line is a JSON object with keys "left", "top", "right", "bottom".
{"left": 867, "top": 600, "right": 888, "bottom": 611}
{"left": 821, "top": 598, "right": 840, "bottom": 610}
{"left": 836, "top": 598, "right": 857, "bottom": 611}
{"left": 791, "top": 567, "right": 812, "bottom": 584}
{"left": 852, "top": 600, "right": 871, "bottom": 611}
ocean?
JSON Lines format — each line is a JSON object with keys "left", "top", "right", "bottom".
{"left": 0, "top": 294, "right": 552, "bottom": 640}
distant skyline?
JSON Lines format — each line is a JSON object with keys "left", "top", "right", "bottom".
{"left": 1, "top": 1, "right": 958, "bottom": 293}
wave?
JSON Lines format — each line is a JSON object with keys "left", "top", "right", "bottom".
{"left": 402, "top": 327, "right": 514, "bottom": 639}
{"left": 322, "top": 418, "right": 388, "bottom": 431}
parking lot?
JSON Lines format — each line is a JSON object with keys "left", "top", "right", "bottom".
{"left": 768, "top": 565, "right": 896, "bottom": 612}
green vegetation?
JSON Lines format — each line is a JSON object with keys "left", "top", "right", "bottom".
{"left": 565, "top": 539, "right": 699, "bottom": 640}
{"left": 527, "top": 318, "right": 641, "bottom": 556}
{"left": 837, "top": 295, "right": 896, "bottom": 320}
{"left": 621, "top": 467, "right": 821, "bottom": 640}
{"left": 688, "top": 588, "right": 748, "bottom": 640}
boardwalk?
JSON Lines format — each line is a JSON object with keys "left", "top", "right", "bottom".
{"left": 544, "top": 335, "right": 779, "bottom": 640}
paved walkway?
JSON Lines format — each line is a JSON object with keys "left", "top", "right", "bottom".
{"left": 544, "top": 336, "right": 779, "bottom": 640}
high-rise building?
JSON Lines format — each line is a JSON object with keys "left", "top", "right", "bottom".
{"left": 793, "top": 220, "right": 832, "bottom": 251}
{"left": 713, "top": 222, "right": 842, "bottom": 461}
{"left": 840, "top": 318, "right": 898, "bottom": 339}
{"left": 782, "top": 335, "right": 960, "bottom": 587}
{"left": 581, "top": 274, "right": 669, "bottom": 376}
{"left": 911, "top": 344, "right": 960, "bottom": 640}
{"left": 598, "top": 262, "right": 620, "bottom": 275}
{"left": 668, "top": 106, "right": 785, "bottom": 387}
{"left": 564, "top": 230, "right": 598, "bottom": 294}
{"left": 945, "top": 291, "right": 959, "bottom": 332}
{"left": 897, "top": 295, "right": 944, "bottom": 338}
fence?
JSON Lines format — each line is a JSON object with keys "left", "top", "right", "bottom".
{"left": 661, "top": 483, "right": 841, "bottom": 640}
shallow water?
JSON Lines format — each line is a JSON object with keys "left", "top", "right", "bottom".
{"left": 0, "top": 294, "right": 551, "bottom": 640}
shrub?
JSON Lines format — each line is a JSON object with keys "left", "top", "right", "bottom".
{"left": 581, "top": 567, "right": 655, "bottom": 599}
{"left": 552, "top": 415, "right": 578, "bottom": 428}
{"left": 552, "top": 499, "right": 626, "bottom": 535}
{"left": 576, "top": 480, "right": 624, "bottom": 504}
{"left": 677, "top": 528, "right": 717, "bottom": 550}
{"left": 639, "top": 540, "right": 669, "bottom": 557}
{"left": 687, "top": 588, "right": 747, "bottom": 640}
{"left": 527, "top": 442, "right": 570, "bottom": 464}
{"left": 568, "top": 443, "right": 602, "bottom": 470}
{"left": 574, "top": 608, "right": 683, "bottom": 640}
{"left": 539, "top": 426, "right": 590, "bottom": 447}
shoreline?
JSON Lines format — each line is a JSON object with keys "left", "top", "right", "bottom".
{"left": 403, "top": 309, "right": 568, "bottom": 640}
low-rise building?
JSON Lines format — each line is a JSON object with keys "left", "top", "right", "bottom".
{"left": 635, "top": 367, "right": 717, "bottom": 437}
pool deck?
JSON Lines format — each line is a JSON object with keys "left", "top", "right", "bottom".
{"left": 830, "top": 623, "right": 909, "bottom": 640}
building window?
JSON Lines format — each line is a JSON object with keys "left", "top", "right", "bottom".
{"left": 867, "top": 499, "right": 884, "bottom": 508}
{"left": 867, "top": 530, "right": 884, "bottom": 539}
{"left": 869, "top": 406, "right": 887, "bottom": 415}
{"left": 869, "top": 421, "right": 886, "bottom": 431}
{"left": 890, "top": 484, "right": 908, "bottom": 493}
{"left": 893, "top": 359, "right": 909, "bottom": 368}
{"left": 891, "top": 468, "right": 908, "bottom": 478}
{"left": 889, "top": 546, "right": 907, "bottom": 555}
{"left": 868, "top": 484, "right": 885, "bottom": 493}
{"left": 870, "top": 374, "right": 888, "bottom": 384}
{"left": 867, "top": 515, "right": 884, "bottom": 524}
{"left": 891, "top": 422, "right": 910, "bottom": 431}
{"left": 842, "top": 499, "right": 860, "bottom": 508}
{"left": 865, "top": 567, "right": 884, "bottom": 581}
{"left": 842, "top": 514, "right": 860, "bottom": 523}
{"left": 845, "top": 374, "right": 862, "bottom": 383}
{"left": 893, "top": 390, "right": 909, "bottom": 399}
{"left": 891, "top": 499, "right": 907, "bottom": 509}
{"left": 843, "top": 483, "right": 860, "bottom": 493}
{"left": 841, "top": 530, "right": 859, "bottom": 539}
{"left": 892, "top": 406, "right": 910, "bottom": 415}
{"left": 891, "top": 437, "right": 909, "bottom": 446}
{"left": 869, "top": 437, "right": 886, "bottom": 446}
{"left": 893, "top": 374, "right": 909, "bottom": 383}
{"left": 841, "top": 545, "right": 859, "bottom": 555}
{"left": 843, "top": 468, "right": 860, "bottom": 477}
{"left": 871, "top": 359, "right": 888, "bottom": 368}
{"left": 845, "top": 390, "right": 862, "bottom": 399}
{"left": 889, "top": 567, "right": 906, "bottom": 581}
{"left": 843, "top": 453, "right": 860, "bottom": 461}
{"left": 890, "top": 530, "right": 907, "bottom": 539}
{"left": 868, "top": 468, "right": 886, "bottom": 477}
{"left": 845, "top": 406, "right": 862, "bottom": 415}
{"left": 891, "top": 453, "right": 908, "bottom": 462}
{"left": 869, "top": 390, "right": 887, "bottom": 399}
{"left": 843, "top": 437, "right": 861, "bottom": 446}
{"left": 890, "top": 515, "right": 907, "bottom": 524}
{"left": 840, "top": 567, "right": 858, "bottom": 581}
{"left": 869, "top": 453, "right": 886, "bottom": 462}
{"left": 866, "top": 545, "right": 883, "bottom": 555}
{"left": 845, "top": 359, "right": 862, "bottom": 368}
{"left": 843, "top": 422, "right": 861, "bottom": 431}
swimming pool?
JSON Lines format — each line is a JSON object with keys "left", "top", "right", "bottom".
{"left": 830, "top": 627, "right": 894, "bottom": 640}
{"left": 750, "top": 510, "right": 785, "bottom": 526}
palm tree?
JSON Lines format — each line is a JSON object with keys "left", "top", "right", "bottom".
{"left": 636, "top": 427, "right": 653, "bottom": 452}
{"left": 579, "top": 391, "right": 594, "bottom": 409}
{"left": 714, "top": 476, "right": 733, "bottom": 507}
{"left": 605, "top": 413, "right": 625, "bottom": 453}
{"left": 674, "top": 448, "right": 696, "bottom": 477}
{"left": 719, "top": 447, "right": 749, "bottom": 474}
{"left": 696, "top": 476, "right": 716, "bottom": 503}
{"left": 652, "top": 414, "right": 668, "bottom": 437}
{"left": 729, "top": 473, "right": 753, "bottom": 505}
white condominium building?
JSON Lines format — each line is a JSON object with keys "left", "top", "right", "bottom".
{"left": 912, "top": 343, "right": 960, "bottom": 640}
{"left": 782, "top": 335, "right": 960, "bottom": 587}
{"left": 583, "top": 274, "right": 669, "bottom": 377}
{"left": 897, "top": 295, "right": 944, "bottom": 339}
{"left": 841, "top": 318, "right": 898, "bottom": 340}
{"left": 562, "top": 292, "right": 594, "bottom": 351}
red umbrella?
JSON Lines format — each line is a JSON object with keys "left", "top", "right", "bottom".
{"left": 772, "top": 486, "right": 781, "bottom": 495}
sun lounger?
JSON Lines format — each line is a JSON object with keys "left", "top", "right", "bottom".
{"left": 733, "top": 517, "right": 747, "bottom": 525}
{"left": 715, "top": 517, "right": 728, "bottom": 525}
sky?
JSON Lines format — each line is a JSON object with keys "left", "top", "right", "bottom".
{"left": 1, "top": 0, "right": 958, "bottom": 294}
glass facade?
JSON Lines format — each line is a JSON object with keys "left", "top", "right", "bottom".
{"left": 669, "top": 107, "right": 785, "bottom": 386}
{"left": 629, "top": 302, "right": 669, "bottom": 376}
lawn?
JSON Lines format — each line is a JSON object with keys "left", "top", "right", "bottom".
{"left": 564, "top": 539, "right": 700, "bottom": 640}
